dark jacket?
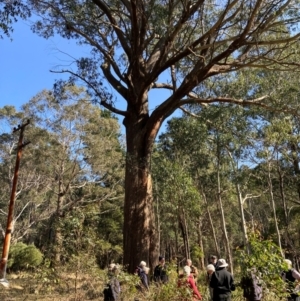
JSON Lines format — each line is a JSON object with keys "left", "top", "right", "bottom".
{"left": 241, "top": 272, "right": 262, "bottom": 301}
{"left": 282, "top": 269, "right": 299, "bottom": 300}
{"left": 210, "top": 267, "right": 235, "bottom": 300}
{"left": 154, "top": 264, "right": 168, "bottom": 283}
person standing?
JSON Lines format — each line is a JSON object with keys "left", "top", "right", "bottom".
{"left": 206, "top": 264, "right": 215, "bottom": 301}
{"left": 154, "top": 256, "right": 168, "bottom": 283}
{"left": 104, "top": 264, "right": 121, "bottom": 301}
{"left": 282, "top": 259, "right": 300, "bottom": 301}
{"left": 207, "top": 255, "right": 218, "bottom": 298}
{"left": 186, "top": 259, "right": 199, "bottom": 283}
{"left": 135, "top": 261, "right": 149, "bottom": 291}
{"left": 241, "top": 270, "right": 262, "bottom": 301}
{"left": 209, "top": 255, "right": 218, "bottom": 268}
{"left": 210, "top": 259, "right": 235, "bottom": 301}
{"left": 178, "top": 265, "right": 202, "bottom": 300}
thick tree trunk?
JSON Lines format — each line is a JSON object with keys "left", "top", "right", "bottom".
{"left": 123, "top": 114, "right": 158, "bottom": 272}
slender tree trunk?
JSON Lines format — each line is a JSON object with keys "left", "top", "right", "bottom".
{"left": 267, "top": 160, "right": 283, "bottom": 257}
{"left": 236, "top": 183, "right": 249, "bottom": 250}
{"left": 54, "top": 179, "right": 64, "bottom": 264}
{"left": 276, "top": 158, "right": 295, "bottom": 252}
{"left": 201, "top": 190, "right": 220, "bottom": 257}
{"left": 155, "top": 184, "right": 161, "bottom": 256}
{"left": 179, "top": 209, "right": 190, "bottom": 260}
{"left": 277, "top": 163, "right": 289, "bottom": 226}
{"left": 197, "top": 217, "right": 205, "bottom": 270}
{"left": 216, "top": 156, "right": 233, "bottom": 274}
{"left": 227, "top": 149, "right": 249, "bottom": 250}
{"left": 183, "top": 209, "right": 190, "bottom": 260}
{"left": 290, "top": 142, "right": 300, "bottom": 201}
{"left": 174, "top": 226, "right": 179, "bottom": 259}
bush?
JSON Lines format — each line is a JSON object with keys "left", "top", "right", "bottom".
{"left": 235, "top": 233, "right": 287, "bottom": 299}
{"left": 8, "top": 242, "right": 43, "bottom": 270}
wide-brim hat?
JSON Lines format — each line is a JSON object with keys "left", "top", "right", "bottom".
{"left": 218, "top": 258, "right": 228, "bottom": 268}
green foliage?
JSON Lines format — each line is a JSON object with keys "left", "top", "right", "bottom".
{"left": 0, "top": 1, "right": 30, "bottom": 38}
{"left": 235, "top": 234, "right": 287, "bottom": 298}
{"left": 0, "top": 85, "right": 124, "bottom": 268}
{"left": 8, "top": 242, "right": 43, "bottom": 270}
{"left": 94, "top": 239, "right": 123, "bottom": 269}
{"left": 191, "top": 245, "right": 204, "bottom": 266}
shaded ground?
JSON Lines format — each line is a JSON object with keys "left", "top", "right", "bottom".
{"left": 0, "top": 272, "right": 104, "bottom": 301}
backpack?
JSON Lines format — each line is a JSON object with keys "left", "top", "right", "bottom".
{"left": 284, "top": 269, "right": 296, "bottom": 283}
{"left": 282, "top": 269, "right": 299, "bottom": 299}
{"left": 103, "top": 283, "right": 115, "bottom": 301}
{"left": 242, "top": 274, "right": 262, "bottom": 300}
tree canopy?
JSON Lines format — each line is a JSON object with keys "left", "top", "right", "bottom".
{"left": 23, "top": 0, "right": 300, "bottom": 272}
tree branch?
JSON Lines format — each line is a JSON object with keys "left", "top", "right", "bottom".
{"left": 50, "top": 69, "right": 128, "bottom": 117}
{"left": 92, "top": 0, "right": 131, "bottom": 57}
{"left": 101, "top": 62, "right": 129, "bottom": 100}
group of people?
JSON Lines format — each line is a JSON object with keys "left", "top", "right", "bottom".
{"left": 104, "top": 256, "right": 300, "bottom": 301}
{"left": 206, "top": 255, "right": 235, "bottom": 301}
{"left": 135, "top": 255, "right": 169, "bottom": 291}
{"left": 175, "top": 255, "right": 234, "bottom": 301}
{"left": 135, "top": 254, "right": 235, "bottom": 301}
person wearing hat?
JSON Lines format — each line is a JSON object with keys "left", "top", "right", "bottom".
{"left": 154, "top": 256, "right": 168, "bottom": 284}
{"left": 210, "top": 259, "right": 235, "bottom": 301}
{"left": 281, "top": 259, "right": 300, "bottom": 301}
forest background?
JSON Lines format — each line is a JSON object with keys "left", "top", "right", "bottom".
{"left": 1, "top": 1, "right": 300, "bottom": 300}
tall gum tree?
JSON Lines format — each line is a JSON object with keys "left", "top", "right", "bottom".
{"left": 28, "top": 0, "right": 300, "bottom": 271}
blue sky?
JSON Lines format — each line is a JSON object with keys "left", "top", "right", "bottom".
{"left": 1, "top": 19, "right": 86, "bottom": 110}
{"left": 0, "top": 18, "right": 179, "bottom": 135}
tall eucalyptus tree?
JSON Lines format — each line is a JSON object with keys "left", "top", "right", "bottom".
{"left": 28, "top": 0, "right": 300, "bottom": 271}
